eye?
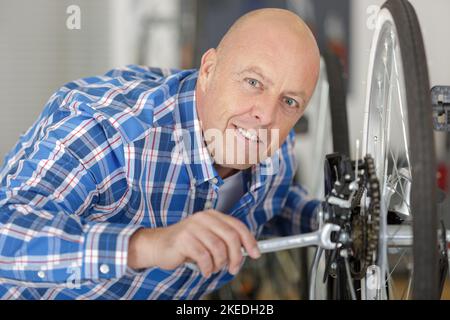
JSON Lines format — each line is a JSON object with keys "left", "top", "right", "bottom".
{"left": 245, "top": 78, "right": 262, "bottom": 89}
{"left": 284, "top": 97, "right": 299, "bottom": 108}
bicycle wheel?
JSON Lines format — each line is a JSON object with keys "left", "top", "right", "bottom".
{"left": 363, "top": 0, "right": 438, "bottom": 299}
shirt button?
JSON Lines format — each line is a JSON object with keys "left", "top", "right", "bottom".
{"left": 211, "top": 177, "right": 218, "bottom": 184}
{"left": 190, "top": 179, "right": 196, "bottom": 187}
{"left": 37, "top": 271, "right": 45, "bottom": 279}
{"left": 204, "top": 201, "right": 213, "bottom": 209}
{"left": 100, "top": 264, "right": 110, "bottom": 274}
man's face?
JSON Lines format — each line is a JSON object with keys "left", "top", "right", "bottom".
{"left": 196, "top": 22, "right": 319, "bottom": 173}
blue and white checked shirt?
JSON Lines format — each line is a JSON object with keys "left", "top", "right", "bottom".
{"left": 0, "top": 65, "right": 319, "bottom": 299}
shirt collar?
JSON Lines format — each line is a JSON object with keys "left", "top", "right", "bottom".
{"left": 174, "top": 71, "right": 218, "bottom": 186}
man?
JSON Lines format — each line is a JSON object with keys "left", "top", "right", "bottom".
{"left": 0, "top": 8, "right": 320, "bottom": 299}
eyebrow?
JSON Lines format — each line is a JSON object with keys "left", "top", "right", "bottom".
{"left": 238, "top": 66, "right": 307, "bottom": 105}
{"left": 238, "top": 66, "right": 274, "bottom": 86}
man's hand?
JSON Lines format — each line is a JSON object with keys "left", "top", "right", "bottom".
{"left": 127, "top": 209, "right": 261, "bottom": 278}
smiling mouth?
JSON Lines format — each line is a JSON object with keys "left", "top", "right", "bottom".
{"left": 232, "top": 124, "right": 260, "bottom": 142}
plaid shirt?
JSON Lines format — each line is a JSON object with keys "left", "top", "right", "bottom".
{"left": 0, "top": 65, "right": 319, "bottom": 300}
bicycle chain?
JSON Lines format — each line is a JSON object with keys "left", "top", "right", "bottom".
{"left": 365, "top": 156, "right": 380, "bottom": 265}
{"left": 349, "top": 155, "right": 380, "bottom": 278}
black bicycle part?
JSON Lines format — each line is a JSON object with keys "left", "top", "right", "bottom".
{"left": 322, "top": 153, "right": 380, "bottom": 300}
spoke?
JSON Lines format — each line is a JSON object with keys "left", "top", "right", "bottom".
{"left": 380, "top": 42, "right": 395, "bottom": 214}
{"left": 386, "top": 171, "right": 412, "bottom": 217}
{"left": 388, "top": 147, "right": 401, "bottom": 187}
{"left": 401, "top": 266, "right": 413, "bottom": 300}
{"left": 392, "top": 188, "right": 411, "bottom": 215}
{"left": 385, "top": 248, "right": 408, "bottom": 286}
{"left": 392, "top": 47, "right": 412, "bottom": 171}
{"left": 387, "top": 271, "right": 397, "bottom": 299}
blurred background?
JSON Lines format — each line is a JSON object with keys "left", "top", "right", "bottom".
{"left": 1, "top": 0, "right": 449, "bottom": 160}
{"left": 0, "top": 0, "right": 449, "bottom": 299}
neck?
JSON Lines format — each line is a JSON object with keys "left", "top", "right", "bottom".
{"left": 214, "top": 164, "right": 239, "bottom": 179}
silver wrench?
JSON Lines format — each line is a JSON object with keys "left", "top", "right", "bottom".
{"left": 243, "top": 223, "right": 342, "bottom": 254}
{"left": 184, "top": 223, "right": 341, "bottom": 272}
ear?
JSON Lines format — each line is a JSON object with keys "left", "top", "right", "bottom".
{"left": 198, "top": 48, "right": 217, "bottom": 92}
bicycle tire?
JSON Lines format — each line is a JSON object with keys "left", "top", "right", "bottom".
{"left": 323, "top": 50, "right": 350, "bottom": 157}
{"left": 365, "top": 0, "right": 438, "bottom": 299}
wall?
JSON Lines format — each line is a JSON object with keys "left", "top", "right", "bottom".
{"left": 0, "top": 0, "right": 113, "bottom": 159}
{"left": 0, "top": 0, "right": 184, "bottom": 161}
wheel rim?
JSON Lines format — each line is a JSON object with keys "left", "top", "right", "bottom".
{"left": 364, "top": 6, "right": 414, "bottom": 300}
{"left": 363, "top": 3, "right": 436, "bottom": 299}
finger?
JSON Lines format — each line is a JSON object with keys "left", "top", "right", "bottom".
{"left": 198, "top": 215, "right": 244, "bottom": 275}
{"left": 192, "top": 228, "right": 228, "bottom": 273}
{"left": 185, "top": 237, "right": 214, "bottom": 278}
{"left": 210, "top": 210, "right": 260, "bottom": 259}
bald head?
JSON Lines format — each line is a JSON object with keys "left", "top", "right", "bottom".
{"left": 211, "top": 8, "right": 320, "bottom": 103}
{"left": 195, "top": 8, "right": 321, "bottom": 176}
{"left": 217, "top": 8, "right": 318, "bottom": 60}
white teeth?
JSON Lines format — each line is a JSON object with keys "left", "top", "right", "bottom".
{"left": 237, "top": 127, "right": 258, "bottom": 142}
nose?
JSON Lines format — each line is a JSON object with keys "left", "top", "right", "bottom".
{"left": 250, "top": 96, "right": 278, "bottom": 127}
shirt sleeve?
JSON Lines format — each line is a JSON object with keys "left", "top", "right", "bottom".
{"left": 259, "top": 129, "right": 321, "bottom": 237}
{"left": 260, "top": 183, "right": 320, "bottom": 237}
{"left": 0, "top": 115, "right": 141, "bottom": 288}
